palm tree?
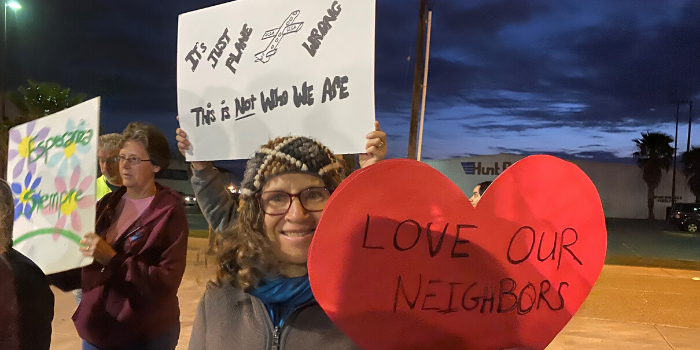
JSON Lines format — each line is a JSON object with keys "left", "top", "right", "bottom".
{"left": 681, "top": 147, "right": 700, "bottom": 203}
{"left": 1, "top": 80, "right": 86, "bottom": 180}
{"left": 633, "top": 132, "right": 674, "bottom": 220}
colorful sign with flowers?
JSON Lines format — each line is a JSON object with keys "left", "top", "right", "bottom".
{"left": 6, "top": 98, "right": 100, "bottom": 274}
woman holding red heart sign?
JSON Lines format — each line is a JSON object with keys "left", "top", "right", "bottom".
{"left": 181, "top": 124, "right": 385, "bottom": 350}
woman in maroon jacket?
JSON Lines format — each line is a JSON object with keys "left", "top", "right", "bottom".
{"left": 52, "top": 122, "right": 189, "bottom": 350}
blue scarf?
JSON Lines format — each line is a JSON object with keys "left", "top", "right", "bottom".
{"left": 250, "top": 275, "right": 315, "bottom": 328}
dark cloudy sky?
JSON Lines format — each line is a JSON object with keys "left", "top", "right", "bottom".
{"left": 5, "top": 0, "right": 700, "bottom": 163}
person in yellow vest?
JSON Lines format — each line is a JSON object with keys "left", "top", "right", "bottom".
{"left": 96, "top": 134, "right": 124, "bottom": 199}
{"left": 74, "top": 133, "right": 124, "bottom": 305}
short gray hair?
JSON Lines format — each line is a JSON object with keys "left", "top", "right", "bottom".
{"left": 122, "top": 122, "right": 171, "bottom": 171}
{"left": 98, "top": 133, "right": 123, "bottom": 152}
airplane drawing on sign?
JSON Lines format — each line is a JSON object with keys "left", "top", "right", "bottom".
{"left": 255, "top": 10, "right": 304, "bottom": 64}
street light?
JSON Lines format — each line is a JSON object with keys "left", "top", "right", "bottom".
{"left": 6, "top": 1, "right": 21, "bottom": 10}
{"left": 2, "top": 0, "right": 21, "bottom": 121}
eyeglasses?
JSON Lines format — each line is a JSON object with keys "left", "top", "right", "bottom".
{"left": 118, "top": 155, "right": 152, "bottom": 165}
{"left": 98, "top": 156, "right": 120, "bottom": 164}
{"left": 258, "top": 187, "right": 331, "bottom": 216}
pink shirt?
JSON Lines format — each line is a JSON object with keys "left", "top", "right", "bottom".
{"left": 106, "top": 195, "right": 155, "bottom": 244}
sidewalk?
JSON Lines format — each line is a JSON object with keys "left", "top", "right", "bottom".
{"left": 546, "top": 265, "right": 700, "bottom": 349}
{"left": 50, "top": 238, "right": 700, "bottom": 349}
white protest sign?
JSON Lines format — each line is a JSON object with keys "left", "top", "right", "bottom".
{"left": 7, "top": 98, "right": 99, "bottom": 274}
{"left": 177, "top": 0, "right": 376, "bottom": 161}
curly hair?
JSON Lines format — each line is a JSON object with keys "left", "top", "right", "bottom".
{"left": 215, "top": 136, "right": 344, "bottom": 291}
{"left": 215, "top": 198, "right": 276, "bottom": 290}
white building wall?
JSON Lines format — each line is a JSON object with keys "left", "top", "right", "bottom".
{"left": 424, "top": 154, "right": 695, "bottom": 219}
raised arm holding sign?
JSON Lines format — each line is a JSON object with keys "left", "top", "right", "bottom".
{"left": 177, "top": 0, "right": 376, "bottom": 161}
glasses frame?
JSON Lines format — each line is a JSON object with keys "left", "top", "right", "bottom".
{"left": 257, "top": 186, "right": 332, "bottom": 216}
{"left": 118, "top": 155, "right": 152, "bottom": 165}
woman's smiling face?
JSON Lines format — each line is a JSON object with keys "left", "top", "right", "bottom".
{"left": 262, "top": 173, "right": 327, "bottom": 266}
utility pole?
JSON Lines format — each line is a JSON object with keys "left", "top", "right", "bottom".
{"left": 1, "top": 1, "right": 22, "bottom": 122}
{"left": 688, "top": 101, "right": 693, "bottom": 153}
{"left": 672, "top": 103, "right": 679, "bottom": 208}
{"left": 669, "top": 100, "right": 692, "bottom": 209}
{"left": 416, "top": 10, "right": 433, "bottom": 162}
{"left": 1, "top": 1, "right": 8, "bottom": 122}
{"left": 407, "top": 0, "right": 428, "bottom": 160}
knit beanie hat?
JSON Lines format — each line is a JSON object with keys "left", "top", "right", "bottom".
{"left": 239, "top": 136, "right": 342, "bottom": 199}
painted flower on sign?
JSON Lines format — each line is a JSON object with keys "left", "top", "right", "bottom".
{"left": 42, "top": 165, "right": 94, "bottom": 238}
{"left": 11, "top": 172, "right": 42, "bottom": 221}
{"left": 47, "top": 119, "right": 91, "bottom": 177}
{"left": 7, "top": 121, "right": 50, "bottom": 178}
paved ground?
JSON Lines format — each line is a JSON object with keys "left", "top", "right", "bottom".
{"left": 606, "top": 219, "right": 700, "bottom": 261}
{"left": 185, "top": 205, "right": 210, "bottom": 231}
{"left": 49, "top": 223, "right": 700, "bottom": 350}
{"left": 50, "top": 238, "right": 217, "bottom": 350}
{"left": 605, "top": 219, "right": 700, "bottom": 271}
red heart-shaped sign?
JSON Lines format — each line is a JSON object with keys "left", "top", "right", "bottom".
{"left": 309, "top": 156, "right": 606, "bottom": 350}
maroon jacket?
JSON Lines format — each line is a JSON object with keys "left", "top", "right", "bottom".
{"left": 51, "top": 183, "right": 188, "bottom": 348}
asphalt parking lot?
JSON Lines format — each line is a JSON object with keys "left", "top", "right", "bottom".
{"left": 185, "top": 205, "right": 210, "bottom": 231}
{"left": 605, "top": 218, "right": 700, "bottom": 269}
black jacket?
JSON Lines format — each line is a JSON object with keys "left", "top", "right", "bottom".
{"left": 4, "top": 248, "right": 54, "bottom": 350}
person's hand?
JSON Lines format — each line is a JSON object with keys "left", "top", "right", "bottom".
{"left": 359, "top": 121, "right": 387, "bottom": 168}
{"left": 176, "top": 116, "right": 212, "bottom": 171}
{"left": 80, "top": 232, "right": 117, "bottom": 266}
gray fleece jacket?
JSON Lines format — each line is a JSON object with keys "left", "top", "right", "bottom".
{"left": 188, "top": 283, "right": 359, "bottom": 350}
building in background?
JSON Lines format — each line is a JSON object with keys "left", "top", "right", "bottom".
{"left": 424, "top": 154, "right": 694, "bottom": 220}
{"left": 154, "top": 159, "right": 193, "bottom": 195}
{"left": 154, "top": 159, "right": 239, "bottom": 206}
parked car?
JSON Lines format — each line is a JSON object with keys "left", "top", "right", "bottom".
{"left": 667, "top": 202, "right": 700, "bottom": 232}
{"left": 177, "top": 191, "right": 198, "bottom": 207}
